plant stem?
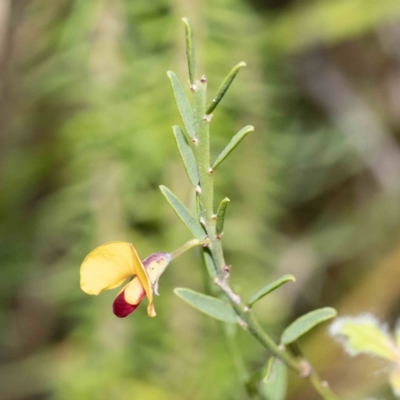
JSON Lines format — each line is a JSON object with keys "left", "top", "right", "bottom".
{"left": 192, "top": 80, "right": 226, "bottom": 280}
{"left": 190, "top": 77, "right": 340, "bottom": 400}
{"left": 309, "top": 371, "right": 338, "bottom": 400}
{"left": 170, "top": 238, "right": 210, "bottom": 260}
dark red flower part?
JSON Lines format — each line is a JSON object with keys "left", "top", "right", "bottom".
{"left": 113, "top": 290, "right": 140, "bottom": 318}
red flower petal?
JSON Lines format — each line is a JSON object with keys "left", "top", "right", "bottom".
{"left": 113, "top": 290, "right": 140, "bottom": 318}
{"left": 112, "top": 278, "right": 146, "bottom": 318}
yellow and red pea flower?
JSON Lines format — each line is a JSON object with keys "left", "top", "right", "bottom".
{"left": 80, "top": 242, "right": 170, "bottom": 318}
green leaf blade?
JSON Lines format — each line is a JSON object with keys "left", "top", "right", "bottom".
{"left": 261, "top": 359, "right": 288, "bottom": 400}
{"left": 330, "top": 314, "right": 396, "bottom": 360}
{"left": 248, "top": 275, "right": 296, "bottom": 307}
{"left": 281, "top": 307, "right": 337, "bottom": 345}
{"left": 159, "top": 185, "right": 204, "bottom": 238}
{"left": 263, "top": 357, "right": 276, "bottom": 384}
{"left": 167, "top": 71, "right": 196, "bottom": 138}
{"left": 173, "top": 126, "right": 199, "bottom": 187}
{"left": 202, "top": 248, "right": 217, "bottom": 278}
{"left": 182, "top": 18, "right": 196, "bottom": 84}
{"left": 216, "top": 197, "right": 230, "bottom": 235}
{"left": 206, "top": 62, "right": 246, "bottom": 115}
{"left": 174, "top": 288, "right": 237, "bottom": 323}
{"left": 212, "top": 125, "right": 254, "bottom": 171}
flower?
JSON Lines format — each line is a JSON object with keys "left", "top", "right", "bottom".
{"left": 80, "top": 242, "right": 170, "bottom": 318}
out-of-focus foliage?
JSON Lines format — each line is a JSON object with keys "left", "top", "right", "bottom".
{"left": 261, "top": 358, "right": 288, "bottom": 400}
{"left": 2, "top": 0, "right": 400, "bottom": 399}
{"left": 330, "top": 315, "right": 400, "bottom": 398}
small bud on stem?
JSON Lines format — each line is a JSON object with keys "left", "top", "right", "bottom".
{"left": 238, "top": 318, "right": 248, "bottom": 330}
{"left": 299, "top": 360, "right": 312, "bottom": 378}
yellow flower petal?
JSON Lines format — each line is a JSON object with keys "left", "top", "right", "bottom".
{"left": 80, "top": 242, "right": 136, "bottom": 294}
{"left": 128, "top": 246, "right": 155, "bottom": 318}
{"left": 80, "top": 241, "right": 156, "bottom": 317}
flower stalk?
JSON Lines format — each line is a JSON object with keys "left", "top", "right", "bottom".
{"left": 170, "top": 238, "right": 210, "bottom": 260}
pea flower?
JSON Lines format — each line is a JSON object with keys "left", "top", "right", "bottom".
{"left": 80, "top": 239, "right": 207, "bottom": 318}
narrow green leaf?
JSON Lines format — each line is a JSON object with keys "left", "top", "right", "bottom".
{"left": 206, "top": 62, "right": 246, "bottom": 114}
{"left": 167, "top": 71, "right": 196, "bottom": 138}
{"left": 281, "top": 307, "right": 337, "bottom": 345}
{"left": 263, "top": 357, "right": 275, "bottom": 384}
{"left": 248, "top": 275, "right": 296, "bottom": 307}
{"left": 202, "top": 248, "right": 217, "bottom": 278}
{"left": 174, "top": 288, "right": 237, "bottom": 323}
{"left": 182, "top": 18, "right": 195, "bottom": 84}
{"left": 260, "top": 359, "right": 287, "bottom": 400}
{"left": 173, "top": 125, "right": 199, "bottom": 186}
{"left": 329, "top": 315, "right": 396, "bottom": 361}
{"left": 216, "top": 197, "right": 230, "bottom": 235}
{"left": 159, "top": 185, "right": 204, "bottom": 238}
{"left": 212, "top": 125, "right": 254, "bottom": 171}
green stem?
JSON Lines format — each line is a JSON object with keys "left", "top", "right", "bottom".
{"left": 309, "top": 371, "right": 338, "bottom": 400}
{"left": 170, "top": 238, "right": 210, "bottom": 260}
{"left": 192, "top": 80, "right": 225, "bottom": 280}
{"left": 190, "top": 75, "right": 340, "bottom": 400}
{"left": 231, "top": 302, "right": 301, "bottom": 372}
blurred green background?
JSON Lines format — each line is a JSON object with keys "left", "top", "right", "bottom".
{"left": 2, "top": 0, "right": 400, "bottom": 399}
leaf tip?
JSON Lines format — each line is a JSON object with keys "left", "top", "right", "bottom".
{"left": 173, "top": 287, "right": 182, "bottom": 295}
{"left": 323, "top": 307, "right": 338, "bottom": 318}
{"left": 286, "top": 274, "right": 296, "bottom": 282}
{"left": 246, "top": 125, "right": 255, "bottom": 133}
